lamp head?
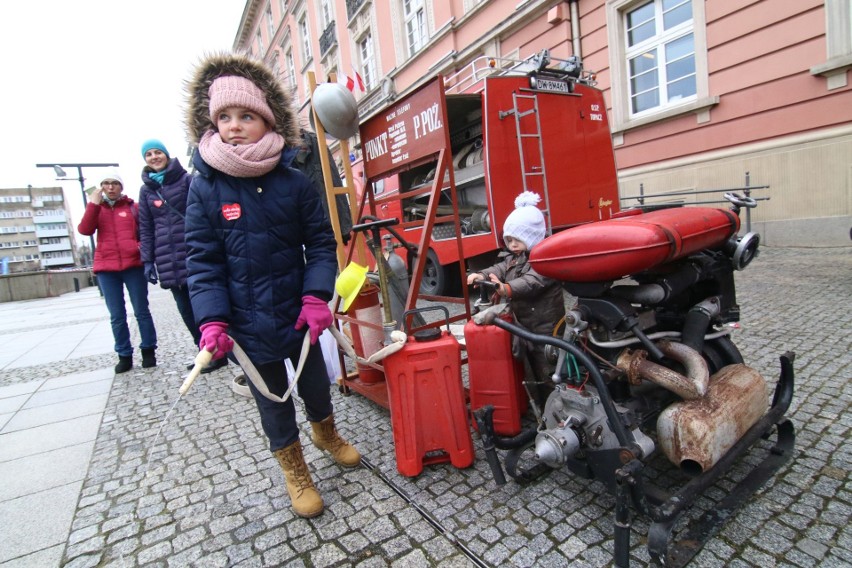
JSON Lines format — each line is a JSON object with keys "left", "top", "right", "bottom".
{"left": 53, "top": 165, "right": 67, "bottom": 177}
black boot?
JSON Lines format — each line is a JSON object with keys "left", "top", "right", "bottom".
{"left": 115, "top": 356, "right": 133, "bottom": 374}
{"left": 141, "top": 348, "right": 157, "bottom": 368}
{"left": 201, "top": 357, "right": 228, "bottom": 374}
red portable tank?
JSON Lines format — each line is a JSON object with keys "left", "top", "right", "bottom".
{"left": 383, "top": 307, "right": 474, "bottom": 477}
{"left": 529, "top": 206, "right": 740, "bottom": 282}
{"left": 464, "top": 314, "right": 527, "bottom": 436}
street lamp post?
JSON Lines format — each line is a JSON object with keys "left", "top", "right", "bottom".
{"left": 35, "top": 162, "right": 119, "bottom": 266}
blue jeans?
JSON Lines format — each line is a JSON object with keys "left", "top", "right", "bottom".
{"left": 246, "top": 342, "right": 333, "bottom": 452}
{"left": 97, "top": 267, "right": 157, "bottom": 356}
{"left": 170, "top": 285, "right": 201, "bottom": 346}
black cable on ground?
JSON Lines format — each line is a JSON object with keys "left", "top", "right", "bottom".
{"left": 359, "top": 456, "right": 491, "bottom": 568}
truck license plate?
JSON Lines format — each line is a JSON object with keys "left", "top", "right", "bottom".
{"left": 532, "top": 77, "right": 570, "bottom": 93}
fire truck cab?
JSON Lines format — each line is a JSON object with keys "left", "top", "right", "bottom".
{"left": 353, "top": 50, "right": 620, "bottom": 297}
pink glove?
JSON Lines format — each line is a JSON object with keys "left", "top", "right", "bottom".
{"left": 198, "top": 322, "right": 233, "bottom": 360}
{"left": 294, "top": 295, "right": 333, "bottom": 345}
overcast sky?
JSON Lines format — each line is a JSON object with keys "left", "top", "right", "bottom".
{"left": 0, "top": 0, "right": 245, "bottom": 239}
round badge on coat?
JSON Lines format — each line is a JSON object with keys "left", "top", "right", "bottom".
{"left": 222, "top": 204, "right": 242, "bottom": 221}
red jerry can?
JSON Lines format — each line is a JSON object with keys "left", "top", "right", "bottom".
{"left": 464, "top": 314, "right": 528, "bottom": 436}
{"left": 383, "top": 307, "right": 474, "bottom": 477}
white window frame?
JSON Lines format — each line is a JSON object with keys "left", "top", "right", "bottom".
{"left": 285, "top": 48, "right": 297, "bottom": 89}
{"left": 810, "top": 0, "right": 852, "bottom": 89}
{"left": 358, "top": 32, "right": 376, "bottom": 90}
{"left": 607, "top": 0, "right": 716, "bottom": 136}
{"left": 319, "top": 0, "right": 334, "bottom": 28}
{"left": 403, "top": 0, "right": 428, "bottom": 57}
{"left": 624, "top": 0, "right": 696, "bottom": 117}
{"left": 256, "top": 30, "right": 265, "bottom": 56}
{"left": 266, "top": 4, "right": 275, "bottom": 39}
{"left": 299, "top": 14, "right": 312, "bottom": 64}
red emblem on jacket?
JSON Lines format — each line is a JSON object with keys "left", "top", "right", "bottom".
{"left": 153, "top": 200, "right": 163, "bottom": 208}
{"left": 222, "top": 203, "right": 241, "bottom": 221}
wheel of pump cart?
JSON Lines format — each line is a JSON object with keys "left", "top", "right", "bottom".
{"left": 701, "top": 336, "right": 744, "bottom": 374}
{"left": 419, "top": 249, "right": 459, "bottom": 297}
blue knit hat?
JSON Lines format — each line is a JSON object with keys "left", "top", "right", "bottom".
{"left": 141, "top": 139, "right": 170, "bottom": 159}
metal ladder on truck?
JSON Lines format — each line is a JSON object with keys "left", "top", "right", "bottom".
{"left": 501, "top": 92, "right": 552, "bottom": 235}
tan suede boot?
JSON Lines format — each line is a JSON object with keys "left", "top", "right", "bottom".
{"left": 272, "top": 440, "right": 324, "bottom": 518}
{"left": 310, "top": 415, "right": 361, "bottom": 467}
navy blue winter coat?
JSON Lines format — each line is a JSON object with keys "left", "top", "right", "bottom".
{"left": 138, "top": 158, "right": 192, "bottom": 289}
{"left": 185, "top": 147, "right": 338, "bottom": 365}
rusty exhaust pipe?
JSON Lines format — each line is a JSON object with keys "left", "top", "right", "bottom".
{"left": 657, "top": 363, "right": 768, "bottom": 474}
{"left": 616, "top": 340, "right": 709, "bottom": 400}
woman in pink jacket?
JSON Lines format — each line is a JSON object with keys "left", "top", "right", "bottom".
{"left": 78, "top": 172, "right": 157, "bottom": 373}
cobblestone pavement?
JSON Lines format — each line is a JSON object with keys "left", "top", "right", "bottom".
{"left": 2, "top": 247, "right": 848, "bottom": 567}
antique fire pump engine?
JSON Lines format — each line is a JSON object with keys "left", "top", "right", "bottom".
{"left": 473, "top": 193, "right": 795, "bottom": 567}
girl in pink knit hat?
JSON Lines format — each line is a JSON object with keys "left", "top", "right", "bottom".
{"left": 183, "top": 53, "right": 359, "bottom": 518}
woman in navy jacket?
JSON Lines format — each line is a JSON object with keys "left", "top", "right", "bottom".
{"left": 138, "top": 140, "right": 226, "bottom": 373}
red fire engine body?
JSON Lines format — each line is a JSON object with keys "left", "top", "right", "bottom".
{"left": 351, "top": 53, "right": 620, "bottom": 297}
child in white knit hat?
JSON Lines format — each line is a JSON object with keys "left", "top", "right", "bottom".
{"left": 467, "top": 191, "right": 565, "bottom": 403}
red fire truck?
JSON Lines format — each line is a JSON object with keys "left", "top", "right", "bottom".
{"left": 350, "top": 50, "right": 620, "bottom": 298}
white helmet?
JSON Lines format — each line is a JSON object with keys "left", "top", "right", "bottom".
{"left": 312, "top": 82, "right": 359, "bottom": 140}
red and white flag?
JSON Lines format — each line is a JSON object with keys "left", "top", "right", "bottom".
{"left": 338, "top": 68, "right": 366, "bottom": 93}
{"left": 353, "top": 69, "right": 365, "bottom": 92}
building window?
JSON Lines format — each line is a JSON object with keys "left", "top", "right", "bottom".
{"left": 625, "top": 0, "right": 695, "bottom": 116}
{"left": 257, "top": 30, "right": 265, "bottom": 56}
{"left": 825, "top": 0, "right": 852, "bottom": 59}
{"left": 285, "top": 49, "right": 297, "bottom": 89}
{"left": 358, "top": 33, "right": 376, "bottom": 90}
{"left": 403, "top": 0, "right": 427, "bottom": 56}
{"left": 607, "top": 0, "right": 713, "bottom": 134}
{"left": 267, "top": 3, "right": 276, "bottom": 39}
{"left": 299, "top": 16, "right": 312, "bottom": 62}
{"left": 280, "top": 0, "right": 288, "bottom": 15}
{"left": 320, "top": 0, "right": 334, "bottom": 27}
{"left": 811, "top": 0, "right": 852, "bottom": 88}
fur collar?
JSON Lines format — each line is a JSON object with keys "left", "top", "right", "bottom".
{"left": 185, "top": 52, "right": 300, "bottom": 147}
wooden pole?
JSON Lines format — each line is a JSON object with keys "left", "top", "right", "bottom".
{"left": 307, "top": 71, "right": 369, "bottom": 270}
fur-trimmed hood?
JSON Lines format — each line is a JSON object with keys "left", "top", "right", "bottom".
{"left": 185, "top": 52, "right": 300, "bottom": 147}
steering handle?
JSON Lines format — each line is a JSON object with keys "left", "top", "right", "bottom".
{"left": 724, "top": 192, "right": 757, "bottom": 209}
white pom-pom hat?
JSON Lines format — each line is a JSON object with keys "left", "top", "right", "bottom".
{"left": 502, "top": 191, "right": 546, "bottom": 250}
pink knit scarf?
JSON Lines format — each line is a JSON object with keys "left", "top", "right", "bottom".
{"left": 197, "top": 129, "right": 285, "bottom": 178}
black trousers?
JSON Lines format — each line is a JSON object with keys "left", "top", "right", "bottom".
{"left": 245, "top": 341, "right": 334, "bottom": 452}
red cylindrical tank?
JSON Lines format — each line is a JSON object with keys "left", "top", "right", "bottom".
{"left": 348, "top": 284, "right": 385, "bottom": 383}
{"left": 383, "top": 325, "right": 474, "bottom": 477}
{"left": 529, "top": 207, "right": 740, "bottom": 282}
{"left": 464, "top": 315, "right": 528, "bottom": 436}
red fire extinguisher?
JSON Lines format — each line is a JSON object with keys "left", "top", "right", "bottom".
{"left": 465, "top": 281, "right": 527, "bottom": 436}
{"left": 383, "top": 306, "right": 474, "bottom": 477}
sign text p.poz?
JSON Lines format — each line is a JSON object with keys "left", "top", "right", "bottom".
{"left": 360, "top": 77, "right": 447, "bottom": 180}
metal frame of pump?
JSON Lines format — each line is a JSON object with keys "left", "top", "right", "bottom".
{"left": 317, "top": 75, "right": 473, "bottom": 405}
{"left": 354, "top": 76, "right": 473, "bottom": 320}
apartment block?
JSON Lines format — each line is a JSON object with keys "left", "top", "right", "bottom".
{"left": 0, "top": 186, "right": 78, "bottom": 274}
